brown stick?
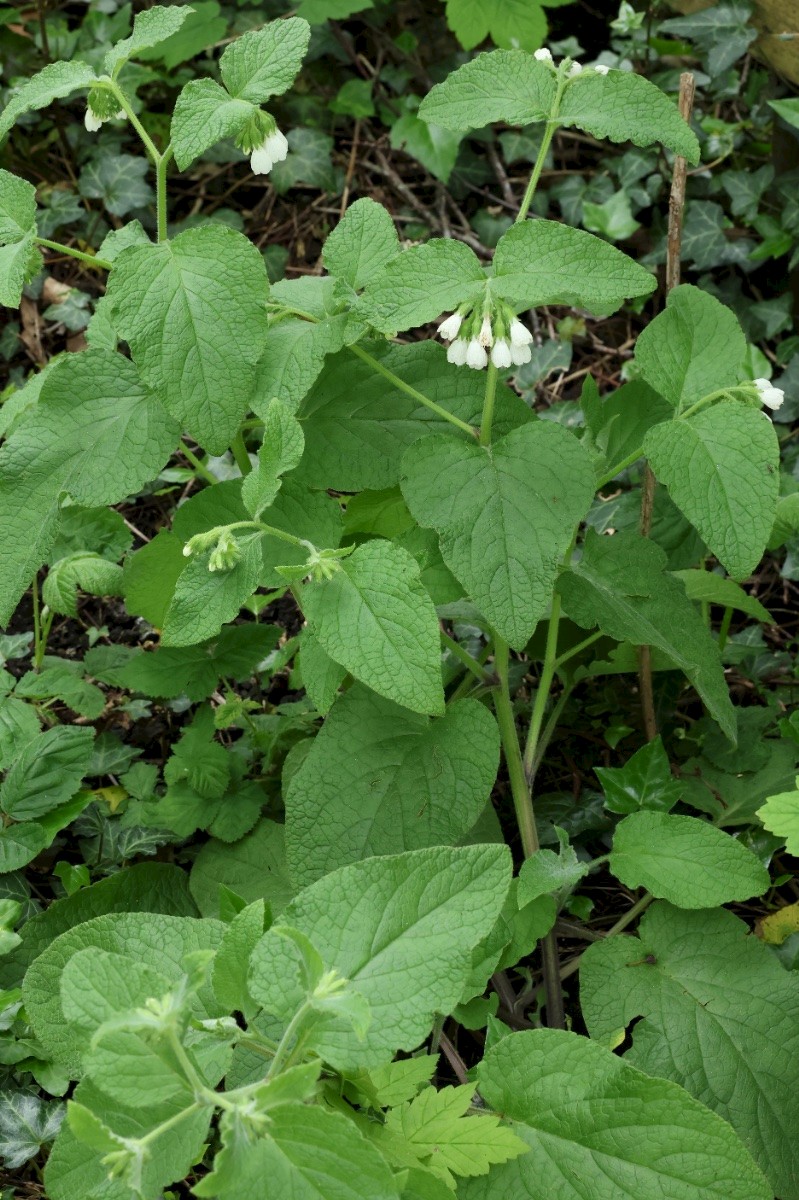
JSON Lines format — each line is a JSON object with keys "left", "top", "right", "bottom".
{"left": 638, "top": 71, "right": 696, "bottom": 743}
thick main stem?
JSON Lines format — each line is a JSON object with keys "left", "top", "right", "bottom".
{"left": 493, "top": 638, "right": 539, "bottom": 858}
{"left": 516, "top": 67, "right": 569, "bottom": 222}
{"left": 479, "top": 362, "right": 498, "bottom": 446}
{"left": 523, "top": 594, "right": 562, "bottom": 781}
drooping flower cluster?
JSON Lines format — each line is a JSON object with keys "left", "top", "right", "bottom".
{"left": 235, "top": 111, "right": 289, "bottom": 177}
{"left": 533, "top": 47, "right": 611, "bottom": 76}
{"left": 754, "top": 377, "right": 785, "bottom": 413}
{"left": 84, "top": 86, "right": 125, "bottom": 133}
{"left": 438, "top": 301, "right": 534, "bottom": 371}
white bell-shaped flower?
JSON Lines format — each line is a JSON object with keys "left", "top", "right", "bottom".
{"left": 754, "top": 377, "right": 785, "bottom": 412}
{"left": 251, "top": 127, "right": 289, "bottom": 176}
{"left": 534, "top": 48, "right": 553, "bottom": 62}
{"left": 438, "top": 313, "right": 463, "bottom": 341}
{"left": 84, "top": 108, "right": 104, "bottom": 133}
{"left": 509, "top": 318, "right": 533, "bottom": 348}
{"left": 478, "top": 314, "right": 494, "bottom": 348}
{"left": 510, "top": 343, "right": 533, "bottom": 366}
{"left": 466, "top": 339, "right": 488, "bottom": 370}
{"left": 491, "top": 339, "right": 512, "bottom": 369}
{"left": 568, "top": 61, "right": 583, "bottom": 78}
{"left": 447, "top": 338, "right": 469, "bottom": 366}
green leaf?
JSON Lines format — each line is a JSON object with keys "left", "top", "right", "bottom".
{"left": 189, "top": 819, "right": 294, "bottom": 918}
{"left": 0, "top": 349, "right": 179, "bottom": 627}
{"left": 402, "top": 422, "right": 594, "bottom": 648}
{"left": 383, "top": 1084, "right": 528, "bottom": 1184}
{"left": 418, "top": 51, "right": 555, "bottom": 129}
{"left": 59, "top": 948, "right": 172, "bottom": 1038}
{"left": 0, "top": 61, "right": 97, "bottom": 141}
{"left": 595, "top": 736, "right": 682, "bottom": 814}
{"left": 242, "top": 398, "right": 304, "bottom": 518}
{"left": 84, "top": 1029, "right": 192, "bottom": 1108}
{"left": 0, "top": 233, "right": 41, "bottom": 309}
{"left": 137, "top": 0, "right": 227, "bottom": 68}
{"left": 445, "top": 0, "right": 547, "bottom": 52}
{"left": 517, "top": 834, "right": 589, "bottom": 905}
{"left": 23, "top": 912, "right": 224, "bottom": 1077}
{"left": 557, "top": 530, "right": 735, "bottom": 739}
{"left": 104, "top": 4, "right": 194, "bottom": 75}
{"left": 162, "top": 534, "right": 263, "bottom": 647}
{"left": 390, "top": 107, "right": 463, "bottom": 184}
{"left": 0, "top": 725, "right": 94, "bottom": 821}
{"left": 220, "top": 16, "right": 310, "bottom": 103}
{"left": 164, "top": 707, "right": 230, "bottom": 799}
{"left": 0, "top": 1090, "right": 63, "bottom": 1169}
{"left": 0, "top": 824, "right": 48, "bottom": 874}
{"left": 660, "top": 1, "right": 757, "bottom": 74}
{"left": 249, "top": 844, "right": 511, "bottom": 1070}
{"left": 673, "top": 569, "right": 772, "bottom": 622}
{"left": 253, "top": 314, "right": 348, "bottom": 413}
{"left": 106, "top": 225, "right": 269, "bottom": 454}
{"left": 42, "top": 552, "right": 123, "bottom": 618}
{"left": 490, "top": 220, "right": 656, "bottom": 315}
{"left": 609, "top": 810, "right": 769, "bottom": 907}
{"left": 770, "top": 97, "right": 799, "bottom": 132}
{"left": 285, "top": 687, "right": 500, "bottom": 886}
{"left": 558, "top": 69, "right": 700, "bottom": 162}
{"left": 350, "top": 1056, "right": 438, "bottom": 1108}
{"left": 298, "top": 629, "right": 347, "bottom": 714}
{"left": 193, "top": 1103, "right": 398, "bottom": 1200}
{"left": 580, "top": 903, "right": 798, "bottom": 1199}
{"left": 212, "top": 899, "right": 266, "bottom": 1019}
{"left": 298, "top": 342, "right": 530, "bottom": 492}
{"left": 644, "top": 403, "right": 778, "bottom": 581}
{"left": 356, "top": 239, "right": 485, "bottom": 335}
{"left": 323, "top": 198, "right": 401, "bottom": 290}
{"left": 122, "top": 529, "right": 186, "bottom": 628}
{"left": 0, "top": 170, "right": 37, "bottom": 246}
{"left": 270, "top": 127, "right": 338, "bottom": 195}
{"left": 0, "top": 697, "right": 40, "bottom": 771}
{"left": 171, "top": 79, "right": 255, "bottom": 170}
{"left": 461, "top": 1028, "right": 770, "bottom": 1200}
{"left": 117, "top": 625, "right": 279, "bottom": 702}
{"left": 300, "top": 540, "right": 444, "bottom": 715}
{"left": 634, "top": 285, "right": 746, "bottom": 412}
{"left": 757, "top": 781, "right": 799, "bottom": 854}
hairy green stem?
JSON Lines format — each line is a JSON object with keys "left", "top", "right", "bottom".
{"left": 266, "top": 1000, "right": 314, "bottom": 1079}
{"left": 106, "top": 80, "right": 162, "bottom": 167}
{"left": 523, "top": 594, "right": 563, "bottom": 781}
{"left": 35, "top": 237, "right": 112, "bottom": 270}
{"left": 32, "top": 575, "right": 43, "bottom": 671}
{"left": 441, "top": 632, "right": 489, "bottom": 682}
{"left": 230, "top": 430, "right": 252, "bottom": 476}
{"left": 155, "top": 145, "right": 173, "bottom": 242}
{"left": 179, "top": 441, "right": 219, "bottom": 486}
{"left": 493, "top": 638, "right": 539, "bottom": 857}
{"left": 479, "top": 362, "right": 498, "bottom": 446}
{"left": 516, "top": 67, "right": 570, "bottom": 222}
{"left": 717, "top": 604, "right": 734, "bottom": 652}
{"left": 349, "top": 344, "right": 478, "bottom": 438}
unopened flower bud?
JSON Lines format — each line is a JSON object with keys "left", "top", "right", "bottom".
{"left": 534, "top": 48, "right": 553, "bottom": 62}
{"left": 595, "top": 64, "right": 610, "bottom": 75}
{"left": 568, "top": 61, "right": 583, "bottom": 78}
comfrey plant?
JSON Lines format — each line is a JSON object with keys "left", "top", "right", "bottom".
{"left": 0, "top": 10, "right": 796, "bottom": 1200}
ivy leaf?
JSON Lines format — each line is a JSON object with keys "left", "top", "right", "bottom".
{"left": 491, "top": 220, "right": 656, "bottom": 315}
{"left": 383, "top": 1084, "right": 528, "bottom": 1184}
{"left": 270, "top": 127, "right": 338, "bottom": 195}
{"left": 461, "top": 1028, "right": 770, "bottom": 1200}
{"left": 0, "top": 1090, "right": 63, "bottom": 1169}
{"left": 300, "top": 540, "right": 444, "bottom": 715}
{"left": 634, "top": 285, "right": 746, "bottom": 412}
{"left": 580, "top": 903, "right": 799, "bottom": 1199}
{"left": 0, "top": 726, "right": 94, "bottom": 822}
{"left": 78, "top": 154, "right": 154, "bottom": 219}
{"left": 106, "top": 225, "right": 269, "bottom": 454}
{"left": 249, "top": 844, "right": 511, "bottom": 1070}
{"left": 445, "top": 0, "right": 547, "bottom": 51}
{"left": 557, "top": 530, "right": 735, "bottom": 740}
{"left": 402, "top": 422, "right": 594, "bottom": 648}
{"left": 104, "top": 5, "right": 194, "bottom": 75}
{"left": 559, "top": 70, "right": 700, "bottom": 162}
{"left": 356, "top": 239, "right": 485, "bottom": 336}
{"left": 285, "top": 687, "right": 500, "bottom": 886}
{"left": 757, "top": 781, "right": 799, "bottom": 854}
{"left": 609, "top": 810, "right": 769, "bottom": 908}
{"left": 242, "top": 399, "right": 304, "bottom": 519}
{"left": 193, "top": 1103, "right": 398, "bottom": 1200}
{"left": 418, "top": 52, "right": 555, "bottom": 129}
{"left": 162, "top": 535, "right": 264, "bottom": 647}
{"left": 0, "top": 61, "right": 97, "bottom": 141}
{"left": 644, "top": 403, "right": 778, "bottom": 581}
{"left": 163, "top": 707, "right": 230, "bottom": 800}
{"left": 323, "top": 198, "right": 400, "bottom": 291}
{"left": 220, "top": 16, "right": 310, "bottom": 103}
{"left": 595, "top": 737, "right": 683, "bottom": 814}
{"left": 0, "top": 349, "right": 178, "bottom": 627}
{"left": 660, "top": 1, "right": 757, "bottom": 74}
{"left": 171, "top": 79, "right": 255, "bottom": 170}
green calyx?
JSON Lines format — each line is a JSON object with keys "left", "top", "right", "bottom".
{"left": 235, "top": 109, "right": 277, "bottom": 156}
{"left": 86, "top": 84, "right": 121, "bottom": 121}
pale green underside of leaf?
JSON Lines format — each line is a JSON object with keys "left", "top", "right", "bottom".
{"left": 634, "top": 285, "right": 747, "bottom": 411}
{"left": 0, "top": 169, "right": 37, "bottom": 243}
{"left": 402, "top": 421, "right": 594, "bottom": 648}
{"left": 171, "top": 79, "right": 255, "bottom": 170}
{"left": 757, "top": 786, "right": 799, "bottom": 855}
{"left": 0, "top": 234, "right": 41, "bottom": 308}
{"left": 285, "top": 687, "right": 500, "bottom": 886}
{"left": 645, "top": 403, "right": 778, "bottom": 581}
{"left": 461, "top": 1027, "right": 770, "bottom": 1200}
{"left": 220, "top": 16, "right": 311, "bottom": 103}
{"left": 106, "top": 224, "right": 269, "bottom": 453}
{"left": 0, "top": 61, "right": 98, "bottom": 141}
{"left": 557, "top": 530, "right": 735, "bottom": 739}
{"left": 609, "top": 810, "right": 769, "bottom": 908}
{"left": 300, "top": 540, "right": 445, "bottom": 715}
{"left": 580, "top": 903, "right": 799, "bottom": 1199}
{"left": 0, "top": 350, "right": 179, "bottom": 627}
{"left": 104, "top": 5, "right": 194, "bottom": 75}
{"left": 248, "top": 844, "right": 511, "bottom": 1070}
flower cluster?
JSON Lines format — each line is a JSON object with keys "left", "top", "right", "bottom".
{"left": 754, "top": 377, "right": 785, "bottom": 413}
{"left": 533, "top": 47, "right": 610, "bottom": 76}
{"left": 235, "top": 111, "right": 289, "bottom": 177}
{"left": 84, "top": 86, "right": 125, "bottom": 133}
{"left": 438, "top": 301, "right": 534, "bottom": 371}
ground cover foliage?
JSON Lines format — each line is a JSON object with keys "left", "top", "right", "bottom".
{"left": 0, "top": 0, "right": 798, "bottom": 1196}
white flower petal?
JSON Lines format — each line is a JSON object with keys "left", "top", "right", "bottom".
{"left": 267, "top": 129, "right": 289, "bottom": 164}
{"left": 466, "top": 339, "right": 488, "bottom": 369}
{"left": 250, "top": 143, "right": 275, "bottom": 174}
{"left": 510, "top": 343, "right": 532, "bottom": 366}
{"left": 509, "top": 318, "right": 533, "bottom": 347}
{"left": 479, "top": 315, "right": 493, "bottom": 348}
{"left": 438, "top": 313, "right": 462, "bottom": 341}
{"left": 84, "top": 108, "right": 103, "bottom": 133}
{"left": 568, "top": 62, "right": 583, "bottom": 78}
{"left": 534, "top": 48, "right": 553, "bottom": 62}
{"left": 447, "top": 338, "right": 469, "bottom": 366}
{"left": 491, "top": 340, "right": 512, "bottom": 369}
{"left": 595, "top": 64, "right": 610, "bottom": 75}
